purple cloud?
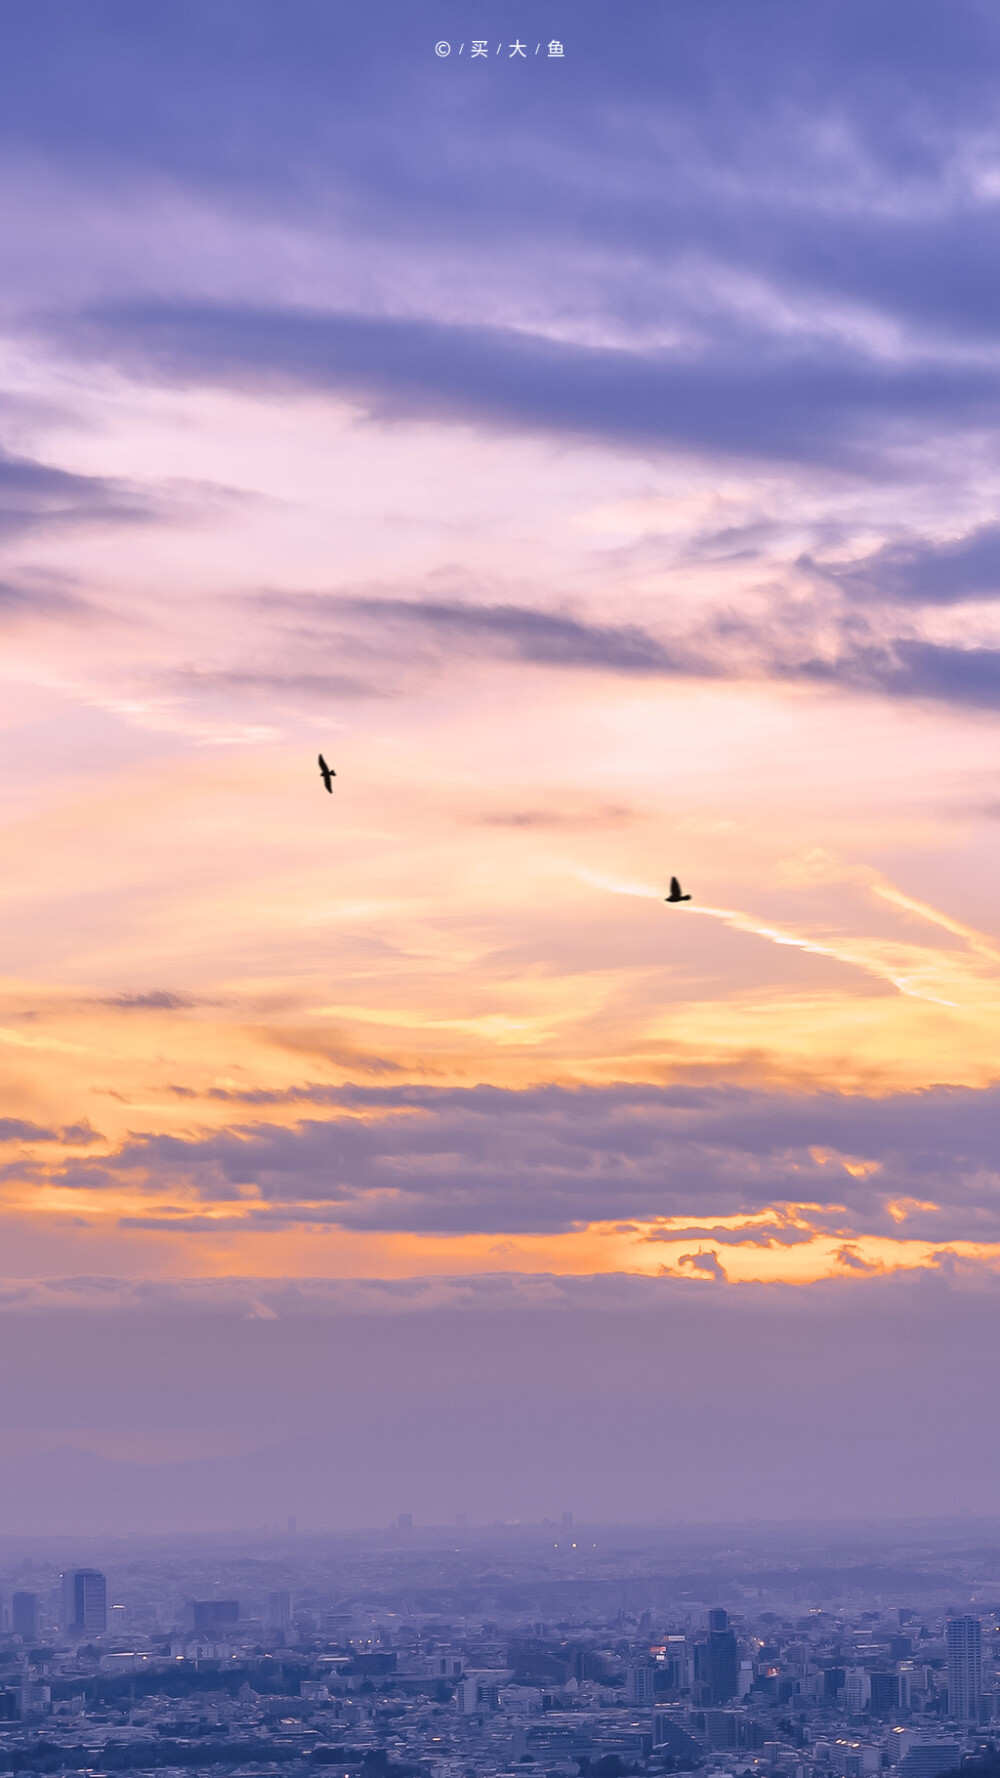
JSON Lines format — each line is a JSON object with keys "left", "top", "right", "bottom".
{"left": 29, "top": 1081, "right": 1000, "bottom": 1243}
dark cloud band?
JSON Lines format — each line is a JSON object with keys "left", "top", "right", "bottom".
{"left": 43, "top": 303, "right": 1000, "bottom": 474}
{"left": 30, "top": 1080, "right": 1000, "bottom": 1244}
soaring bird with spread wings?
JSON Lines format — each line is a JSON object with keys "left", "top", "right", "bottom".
{"left": 665, "top": 876, "right": 691, "bottom": 904}
{"left": 318, "top": 754, "right": 336, "bottom": 793}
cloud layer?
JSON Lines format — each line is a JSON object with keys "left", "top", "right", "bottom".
{"left": 0, "top": 0, "right": 999, "bottom": 1393}
{"left": 12, "top": 1081, "right": 997, "bottom": 1257}
{"left": 47, "top": 303, "right": 1000, "bottom": 476}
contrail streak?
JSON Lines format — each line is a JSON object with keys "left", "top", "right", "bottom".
{"left": 575, "top": 868, "right": 962, "bottom": 1006}
{"left": 869, "top": 879, "right": 1000, "bottom": 964}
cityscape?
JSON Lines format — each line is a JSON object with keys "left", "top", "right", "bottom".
{"left": 0, "top": 1528, "right": 999, "bottom": 1778}
{"left": 3, "top": 23, "right": 1000, "bottom": 1778}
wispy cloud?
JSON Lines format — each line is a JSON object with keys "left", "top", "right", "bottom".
{"left": 339, "top": 597, "right": 687, "bottom": 674}
{"left": 44, "top": 302, "right": 1000, "bottom": 474}
{"left": 99, "top": 990, "right": 200, "bottom": 1011}
{"left": 222, "top": 587, "right": 1000, "bottom": 715}
{"left": 0, "top": 446, "right": 157, "bottom": 541}
{"left": 475, "top": 805, "right": 639, "bottom": 830}
{"left": 806, "top": 523, "right": 1000, "bottom": 607}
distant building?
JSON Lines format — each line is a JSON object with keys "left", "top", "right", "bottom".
{"left": 947, "top": 1615, "right": 982, "bottom": 1721}
{"left": 189, "top": 1600, "right": 239, "bottom": 1631}
{"left": 519, "top": 1720, "right": 653, "bottom": 1763}
{"left": 825, "top": 1666, "right": 847, "bottom": 1699}
{"left": 706, "top": 1611, "right": 738, "bottom": 1704}
{"left": 299, "top": 1680, "right": 330, "bottom": 1702}
{"left": 350, "top": 1651, "right": 397, "bottom": 1677}
{"left": 267, "top": 1590, "right": 293, "bottom": 1629}
{"left": 870, "top": 1671, "right": 901, "bottom": 1714}
{"left": 17, "top": 1683, "right": 50, "bottom": 1717}
{"left": 844, "top": 1667, "right": 871, "bottom": 1713}
{"left": 399, "top": 1653, "right": 464, "bottom": 1679}
{"left": 100, "top": 1653, "right": 147, "bottom": 1674}
{"left": 652, "top": 1713, "right": 705, "bottom": 1763}
{"left": 625, "top": 1664, "right": 657, "bottom": 1706}
{"left": 11, "top": 1593, "right": 38, "bottom": 1640}
{"left": 654, "top": 1634, "right": 688, "bottom": 1693}
{"left": 456, "top": 1677, "right": 499, "bottom": 1714}
{"left": 897, "top": 1664, "right": 926, "bottom": 1711}
{"left": 397, "top": 1513, "right": 413, "bottom": 1531}
{"left": 703, "top": 1709, "right": 744, "bottom": 1750}
{"left": 61, "top": 1570, "right": 107, "bottom": 1637}
{"left": 831, "top": 1744, "right": 881, "bottom": 1777}
{"left": 898, "top": 1744, "right": 962, "bottom": 1778}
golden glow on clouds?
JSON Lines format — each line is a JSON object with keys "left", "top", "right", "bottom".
{"left": 2, "top": 377, "right": 1000, "bottom": 1286}
{"left": 0, "top": 1170, "right": 998, "bottom": 1288}
{"left": 1, "top": 815, "right": 1000, "bottom": 1282}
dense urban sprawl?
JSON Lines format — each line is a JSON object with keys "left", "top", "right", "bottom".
{"left": 0, "top": 1526, "right": 998, "bottom": 1778}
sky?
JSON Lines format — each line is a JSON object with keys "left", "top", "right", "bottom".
{"left": 1, "top": 0, "right": 1000, "bottom": 1529}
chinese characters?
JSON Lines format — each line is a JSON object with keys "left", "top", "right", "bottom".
{"left": 434, "top": 40, "right": 565, "bottom": 58}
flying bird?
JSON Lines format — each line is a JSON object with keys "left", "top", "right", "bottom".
{"left": 665, "top": 876, "right": 691, "bottom": 903}
{"left": 318, "top": 754, "right": 336, "bottom": 793}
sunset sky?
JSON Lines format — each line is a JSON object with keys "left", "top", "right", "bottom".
{"left": 2, "top": 0, "right": 1000, "bottom": 1526}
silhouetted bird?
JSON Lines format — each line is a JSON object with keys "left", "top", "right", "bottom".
{"left": 318, "top": 754, "right": 336, "bottom": 793}
{"left": 665, "top": 876, "right": 691, "bottom": 903}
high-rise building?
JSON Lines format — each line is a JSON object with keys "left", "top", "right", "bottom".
{"left": 844, "top": 1667, "right": 871, "bottom": 1713}
{"left": 17, "top": 1683, "right": 50, "bottom": 1717}
{"left": 267, "top": 1591, "right": 293, "bottom": 1630}
{"left": 824, "top": 1667, "right": 846, "bottom": 1700}
{"left": 870, "top": 1671, "right": 901, "bottom": 1714}
{"left": 947, "top": 1616, "right": 982, "bottom": 1721}
{"left": 626, "top": 1663, "right": 657, "bottom": 1706}
{"left": 11, "top": 1593, "right": 38, "bottom": 1640}
{"left": 706, "top": 1612, "right": 739, "bottom": 1705}
{"left": 61, "top": 1570, "right": 107, "bottom": 1637}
